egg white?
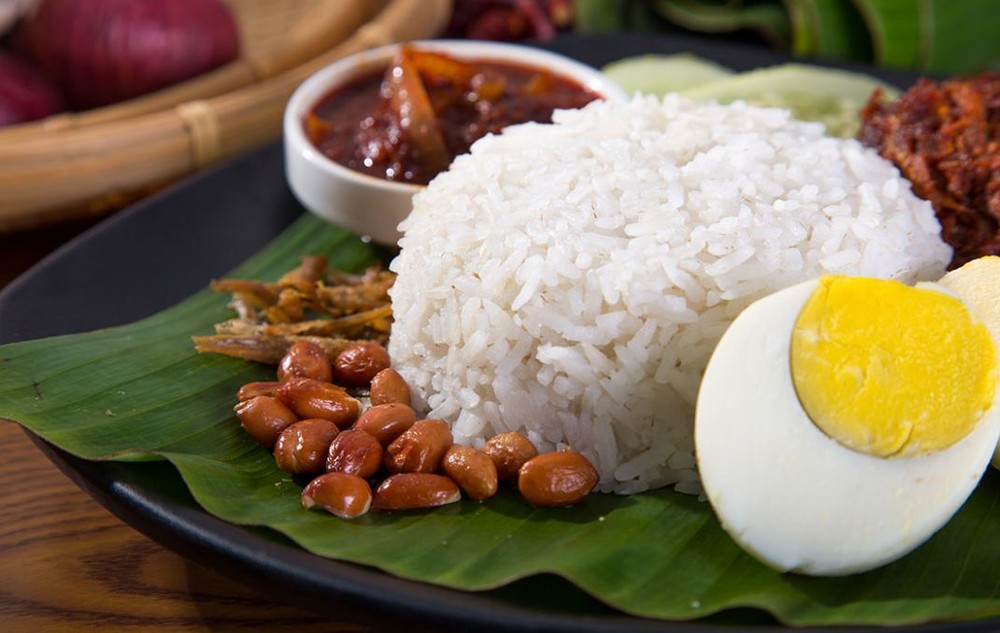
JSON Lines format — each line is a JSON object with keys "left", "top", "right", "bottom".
{"left": 695, "top": 278, "right": 1000, "bottom": 576}
{"left": 937, "top": 255, "right": 1000, "bottom": 470}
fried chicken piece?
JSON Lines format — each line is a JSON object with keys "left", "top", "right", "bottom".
{"left": 860, "top": 73, "right": 1000, "bottom": 268}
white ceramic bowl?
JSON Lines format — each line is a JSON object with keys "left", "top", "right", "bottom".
{"left": 283, "top": 40, "right": 627, "bottom": 246}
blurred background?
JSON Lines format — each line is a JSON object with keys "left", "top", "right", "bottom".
{"left": 448, "top": 0, "right": 1000, "bottom": 75}
{"left": 1, "top": 0, "right": 997, "bottom": 287}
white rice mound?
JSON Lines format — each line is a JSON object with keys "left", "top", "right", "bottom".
{"left": 387, "top": 94, "right": 951, "bottom": 495}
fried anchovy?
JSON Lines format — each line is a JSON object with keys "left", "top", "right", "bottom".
{"left": 192, "top": 334, "right": 378, "bottom": 364}
{"left": 194, "top": 257, "right": 395, "bottom": 364}
{"left": 213, "top": 305, "right": 392, "bottom": 339}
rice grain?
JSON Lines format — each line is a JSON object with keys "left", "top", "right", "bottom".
{"left": 388, "top": 95, "right": 951, "bottom": 494}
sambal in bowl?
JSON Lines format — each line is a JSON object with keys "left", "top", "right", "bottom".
{"left": 283, "top": 39, "right": 627, "bottom": 245}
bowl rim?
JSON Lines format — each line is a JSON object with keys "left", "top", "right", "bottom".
{"left": 282, "top": 38, "right": 628, "bottom": 194}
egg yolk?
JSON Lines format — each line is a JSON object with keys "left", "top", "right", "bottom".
{"left": 791, "top": 275, "right": 997, "bottom": 457}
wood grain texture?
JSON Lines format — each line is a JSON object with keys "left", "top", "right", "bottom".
{"left": 0, "top": 420, "right": 414, "bottom": 632}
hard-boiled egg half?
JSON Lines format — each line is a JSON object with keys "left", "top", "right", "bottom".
{"left": 695, "top": 257, "right": 1000, "bottom": 576}
{"left": 939, "top": 256, "right": 1000, "bottom": 469}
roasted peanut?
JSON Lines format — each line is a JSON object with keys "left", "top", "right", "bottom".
{"left": 302, "top": 472, "right": 372, "bottom": 519}
{"left": 517, "top": 450, "right": 598, "bottom": 508}
{"left": 482, "top": 432, "right": 538, "bottom": 482}
{"left": 326, "top": 429, "right": 383, "bottom": 478}
{"left": 277, "top": 377, "right": 360, "bottom": 428}
{"left": 236, "top": 381, "right": 281, "bottom": 401}
{"left": 273, "top": 418, "right": 340, "bottom": 476}
{"left": 278, "top": 340, "right": 333, "bottom": 383}
{"left": 369, "top": 368, "right": 411, "bottom": 406}
{"left": 234, "top": 395, "right": 298, "bottom": 448}
{"left": 354, "top": 403, "right": 417, "bottom": 446}
{"left": 332, "top": 342, "right": 391, "bottom": 387}
{"left": 372, "top": 473, "right": 461, "bottom": 512}
{"left": 384, "top": 419, "right": 453, "bottom": 473}
{"left": 442, "top": 445, "right": 498, "bottom": 502}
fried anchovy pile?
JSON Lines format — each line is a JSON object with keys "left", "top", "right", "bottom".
{"left": 193, "top": 255, "right": 395, "bottom": 364}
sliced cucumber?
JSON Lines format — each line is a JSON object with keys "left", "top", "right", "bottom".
{"left": 602, "top": 53, "right": 735, "bottom": 97}
{"left": 680, "top": 63, "right": 899, "bottom": 137}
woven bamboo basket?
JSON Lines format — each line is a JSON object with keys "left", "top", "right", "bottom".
{"left": 0, "top": 0, "right": 453, "bottom": 231}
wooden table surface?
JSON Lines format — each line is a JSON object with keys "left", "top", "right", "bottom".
{"left": 0, "top": 226, "right": 418, "bottom": 632}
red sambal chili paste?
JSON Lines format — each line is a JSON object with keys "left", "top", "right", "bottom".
{"left": 304, "top": 46, "right": 601, "bottom": 186}
{"left": 859, "top": 72, "right": 1000, "bottom": 269}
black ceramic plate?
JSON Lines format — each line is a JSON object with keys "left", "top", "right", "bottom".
{"left": 1, "top": 34, "right": 977, "bottom": 633}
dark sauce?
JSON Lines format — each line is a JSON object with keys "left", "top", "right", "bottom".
{"left": 304, "top": 50, "right": 601, "bottom": 186}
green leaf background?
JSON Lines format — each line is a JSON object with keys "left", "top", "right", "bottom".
{"left": 576, "top": 0, "right": 1000, "bottom": 74}
{"left": 3, "top": 215, "right": 1000, "bottom": 627}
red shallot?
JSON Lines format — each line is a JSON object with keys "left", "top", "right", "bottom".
{"left": 0, "top": 50, "right": 65, "bottom": 126}
{"left": 13, "top": 0, "right": 239, "bottom": 109}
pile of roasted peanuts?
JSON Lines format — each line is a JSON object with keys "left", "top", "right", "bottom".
{"left": 233, "top": 340, "right": 599, "bottom": 519}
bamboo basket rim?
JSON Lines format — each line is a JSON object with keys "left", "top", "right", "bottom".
{"left": 1, "top": 0, "right": 385, "bottom": 139}
{"left": 0, "top": 0, "right": 453, "bottom": 232}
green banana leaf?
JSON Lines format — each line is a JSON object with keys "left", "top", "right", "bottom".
{"left": 577, "top": 0, "right": 1000, "bottom": 74}
{"left": 850, "top": 0, "right": 922, "bottom": 69}
{"left": 3, "top": 213, "right": 1000, "bottom": 627}
{"left": 782, "top": 0, "right": 871, "bottom": 60}
{"left": 649, "top": 0, "right": 791, "bottom": 49}
{"left": 853, "top": 0, "right": 1000, "bottom": 74}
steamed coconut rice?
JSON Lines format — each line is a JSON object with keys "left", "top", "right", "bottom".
{"left": 387, "top": 94, "right": 951, "bottom": 495}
